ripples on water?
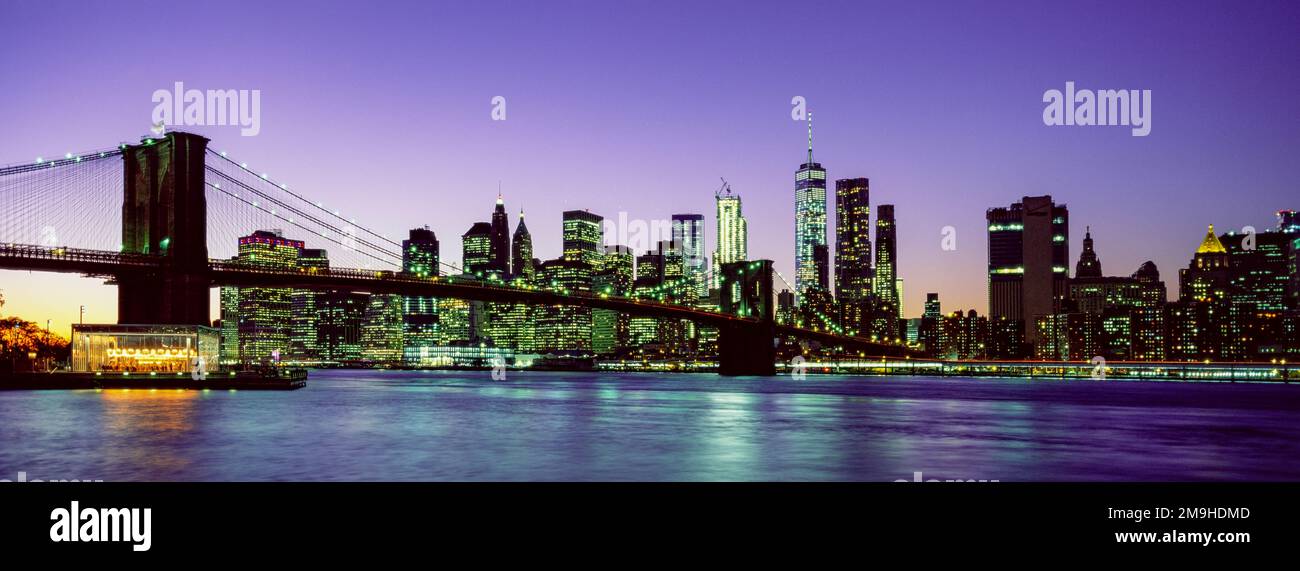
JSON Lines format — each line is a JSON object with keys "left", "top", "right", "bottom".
{"left": 2, "top": 370, "right": 1299, "bottom": 481}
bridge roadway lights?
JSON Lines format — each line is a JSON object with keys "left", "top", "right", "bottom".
{"left": 717, "top": 321, "right": 776, "bottom": 376}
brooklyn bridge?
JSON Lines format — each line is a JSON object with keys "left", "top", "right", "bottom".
{"left": 0, "top": 131, "right": 910, "bottom": 375}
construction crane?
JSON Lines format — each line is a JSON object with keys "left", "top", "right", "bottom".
{"left": 717, "top": 177, "right": 732, "bottom": 196}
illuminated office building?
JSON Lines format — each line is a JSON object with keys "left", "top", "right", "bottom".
{"left": 289, "top": 247, "right": 329, "bottom": 362}
{"left": 490, "top": 194, "right": 511, "bottom": 277}
{"left": 438, "top": 297, "right": 472, "bottom": 346}
{"left": 873, "top": 205, "right": 898, "bottom": 308}
{"left": 1066, "top": 228, "right": 1168, "bottom": 360}
{"left": 711, "top": 184, "right": 748, "bottom": 291}
{"left": 794, "top": 113, "right": 827, "bottom": 302}
{"left": 361, "top": 294, "right": 404, "bottom": 365}
{"left": 937, "top": 309, "right": 989, "bottom": 360}
{"left": 512, "top": 209, "right": 534, "bottom": 278}
{"left": 402, "top": 227, "right": 440, "bottom": 365}
{"left": 920, "top": 293, "right": 941, "bottom": 353}
{"left": 868, "top": 204, "right": 899, "bottom": 339}
{"left": 630, "top": 242, "right": 689, "bottom": 355}
{"left": 776, "top": 289, "right": 796, "bottom": 326}
{"left": 672, "top": 213, "right": 707, "bottom": 298}
{"left": 220, "top": 230, "right": 303, "bottom": 365}
{"left": 317, "top": 290, "right": 367, "bottom": 363}
{"left": 834, "top": 177, "right": 872, "bottom": 301}
{"left": 593, "top": 245, "right": 634, "bottom": 355}
{"left": 987, "top": 196, "right": 1070, "bottom": 347}
{"left": 462, "top": 222, "right": 494, "bottom": 278}
{"left": 534, "top": 257, "right": 593, "bottom": 353}
{"left": 563, "top": 210, "right": 604, "bottom": 267}
{"left": 1170, "top": 225, "right": 1235, "bottom": 360}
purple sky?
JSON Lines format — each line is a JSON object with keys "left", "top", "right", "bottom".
{"left": 2, "top": 0, "right": 1298, "bottom": 333}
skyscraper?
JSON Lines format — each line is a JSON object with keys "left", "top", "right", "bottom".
{"left": 402, "top": 227, "right": 439, "bottom": 365}
{"left": 222, "top": 230, "right": 303, "bottom": 365}
{"left": 671, "top": 213, "right": 707, "bottom": 298}
{"left": 834, "top": 177, "right": 872, "bottom": 301}
{"left": 462, "top": 222, "right": 493, "bottom": 277}
{"left": 361, "top": 294, "right": 404, "bottom": 365}
{"left": 794, "top": 113, "right": 827, "bottom": 302}
{"left": 562, "top": 210, "right": 604, "bottom": 268}
{"left": 489, "top": 194, "right": 510, "bottom": 276}
{"left": 511, "top": 209, "right": 534, "bottom": 278}
{"left": 402, "top": 227, "right": 439, "bottom": 278}
{"left": 534, "top": 257, "right": 593, "bottom": 353}
{"left": 873, "top": 204, "right": 898, "bottom": 310}
{"left": 813, "top": 244, "right": 830, "bottom": 292}
{"left": 711, "top": 182, "right": 747, "bottom": 291}
{"left": 987, "top": 196, "right": 1069, "bottom": 346}
{"left": 593, "top": 245, "right": 634, "bottom": 355}
{"left": 290, "top": 247, "right": 329, "bottom": 362}
{"left": 317, "top": 290, "right": 367, "bottom": 364}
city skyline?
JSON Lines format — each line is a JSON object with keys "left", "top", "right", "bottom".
{"left": 2, "top": 0, "right": 1300, "bottom": 335}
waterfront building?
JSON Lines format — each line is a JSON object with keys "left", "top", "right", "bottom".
{"left": 936, "top": 309, "right": 988, "bottom": 360}
{"left": 221, "top": 230, "right": 303, "bottom": 365}
{"left": 317, "top": 290, "right": 368, "bottom": 363}
{"left": 534, "top": 257, "right": 593, "bottom": 354}
{"left": 360, "top": 294, "right": 403, "bottom": 365}
{"left": 289, "top": 247, "right": 329, "bottom": 362}
{"left": 987, "top": 196, "right": 1070, "bottom": 345}
{"left": 401, "top": 227, "right": 440, "bottom": 365}
{"left": 593, "top": 245, "right": 634, "bottom": 355}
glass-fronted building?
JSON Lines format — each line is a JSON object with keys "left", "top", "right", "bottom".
{"left": 71, "top": 324, "right": 220, "bottom": 374}
{"left": 794, "top": 115, "right": 827, "bottom": 302}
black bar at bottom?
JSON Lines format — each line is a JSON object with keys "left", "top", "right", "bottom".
{"left": 0, "top": 483, "right": 1290, "bottom": 558}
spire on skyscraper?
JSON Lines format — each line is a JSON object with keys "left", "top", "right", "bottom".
{"left": 807, "top": 111, "right": 814, "bottom": 164}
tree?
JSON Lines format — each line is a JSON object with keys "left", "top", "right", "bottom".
{"left": 1, "top": 317, "right": 70, "bottom": 371}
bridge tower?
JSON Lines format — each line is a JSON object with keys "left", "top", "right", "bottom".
{"left": 718, "top": 259, "right": 776, "bottom": 376}
{"left": 117, "top": 132, "right": 211, "bottom": 325}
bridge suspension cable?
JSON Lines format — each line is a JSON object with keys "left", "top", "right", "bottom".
{"left": 0, "top": 147, "right": 125, "bottom": 252}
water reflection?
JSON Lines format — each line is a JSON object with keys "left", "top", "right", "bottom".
{"left": 0, "top": 371, "right": 1298, "bottom": 481}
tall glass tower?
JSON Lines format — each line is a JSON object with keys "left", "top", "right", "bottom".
{"left": 873, "top": 204, "right": 898, "bottom": 310}
{"left": 489, "top": 194, "right": 510, "bottom": 277}
{"left": 794, "top": 113, "right": 827, "bottom": 302}
{"left": 711, "top": 182, "right": 747, "bottom": 291}
{"left": 834, "top": 177, "right": 872, "bottom": 301}
{"left": 671, "top": 213, "right": 707, "bottom": 299}
{"left": 511, "top": 209, "right": 534, "bottom": 278}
